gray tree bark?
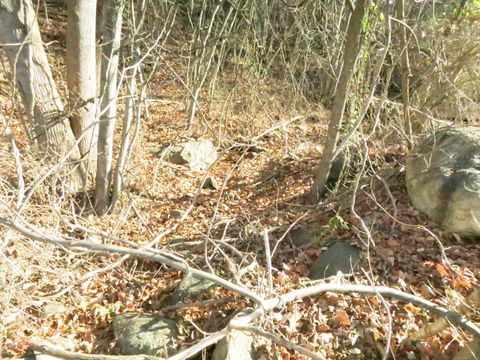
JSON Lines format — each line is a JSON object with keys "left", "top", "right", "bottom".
{"left": 110, "top": 0, "right": 146, "bottom": 211}
{"left": 95, "top": 0, "right": 124, "bottom": 215}
{"left": 67, "top": 0, "right": 98, "bottom": 179}
{"left": 0, "top": 0, "right": 84, "bottom": 184}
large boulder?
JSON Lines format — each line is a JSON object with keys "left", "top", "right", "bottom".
{"left": 165, "top": 139, "right": 217, "bottom": 171}
{"left": 406, "top": 127, "right": 480, "bottom": 236}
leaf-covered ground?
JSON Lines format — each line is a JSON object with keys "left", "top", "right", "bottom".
{"left": 1, "top": 6, "right": 480, "bottom": 360}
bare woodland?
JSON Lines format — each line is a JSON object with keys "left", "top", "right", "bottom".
{"left": 1, "top": 0, "right": 480, "bottom": 359}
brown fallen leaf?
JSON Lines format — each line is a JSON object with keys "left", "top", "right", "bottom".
{"left": 329, "top": 312, "right": 351, "bottom": 328}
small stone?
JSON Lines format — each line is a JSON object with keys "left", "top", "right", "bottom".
{"left": 113, "top": 313, "right": 179, "bottom": 356}
{"left": 288, "top": 227, "right": 314, "bottom": 247}
{"left": 171, "top": 274, "right": 215, "bottom": 303}
{"left": 201, "top": 176, "right": 219, "bottom": 190}
{"left": 170, "top": 209, "right": 185, "bottom": 219}
{"left": 39, "top": 301, "right": 67, "bottom": 318}
{"left": 164, "top": 139, "right": 217, "bottom": 171}
{"left": 309, "top": 241, "right": 360, "bottom": 280}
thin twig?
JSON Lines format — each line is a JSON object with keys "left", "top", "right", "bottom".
{"left": 263, "top": 228, "right": 274, "bottom": 296}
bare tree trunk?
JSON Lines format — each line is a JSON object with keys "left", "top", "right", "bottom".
{"left": 94, "top": 0, "right": 124, "bottom": 215}
{"left": 95, "top": 0, "right": 105, "bottom": 96}
{"left": 110, "top": 0, "right": 147, "bottom": 210}
{"left": 309, "top": 0, "right": 368, "bottom": 203}
{"left": 66, "top": 0, "right": 98, "bottom": 178}
{"left": 0, "top": 0, "right": 84, "bottom": 184}
{"left": 395, "top": 0, "right": 412, "bottom": 136}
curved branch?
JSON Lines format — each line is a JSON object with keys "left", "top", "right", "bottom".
{"left": 29, "top": 337, "right": 160, "bottom": 360}
{"left": 3, "top": 213, "right": 480, "bottom": 342}
{"left": 0, "top": 215, "right": 264, "bottom": 305}
{"left": 277, "top": 284, "right": 480, "bottom": 339}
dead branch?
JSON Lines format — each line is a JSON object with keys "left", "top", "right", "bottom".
{"left": 168, "top": 331, "right": 227, "bottom": 360}
{"left": 242, "top": 326, "right": 325, "bottom": 360}
{"left": 31, "top": 330, "right": 226, "bottom": 360}
{"left": 29, "top": 337, "right": 161, "bottom": 360}
{"left": 0, "top": 214, "right": 264, "bottom": 305}
{"left": 411, "top": 287, "right": 480, "bottom": 340}
{"left": 3, "top": 212, "right": 480, "bottom": 353}
{"left": 453, "top": 339, "right": 480, "bottom": 360}
{"left": 276, "top": 284, "right": 480, "bottom": 340}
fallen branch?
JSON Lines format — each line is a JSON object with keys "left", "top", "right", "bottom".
{"left": 29, "top": 337, "right": 161, "bottom": 360}
{"left": 242, "top": 326, "right": 325, "bottom": 360}
{"left": 276, "top": 284, "right": 480, "bottom": 340}
{"left": 411, "top": 287, "right": 480, "bottom": 340}
{"left": 453, "top": 339, "right": 480, "bottom": 360}
{"left": 30, "top": 331, "right": 227, "bottom": 360}
{"left": 37, "top": 204, "right": 195, "bottom": 300}
{"left": 3, "top": 212, "right": 480, "bottom": 358}
{"left": 228, "top": 284, "right": 480, "bottom": 341}
{"left": 0, "top": 214, "right": 264, "bottom": 305}
{"left": 168, "top": 331, "right": 227, "bottom": 360}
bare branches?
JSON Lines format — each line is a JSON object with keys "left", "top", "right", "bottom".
{"left": 0, "top": 213, "right": 264, "bottom": 305}
{"left": 0, "top": 111, "right": 24, "bottom": 209}
{"left": 242, "top": 326, "right": 325, "bottom": 360}
{"left": 309, "top": 0, "right": 369, "bottom": 202}
{"left": 29, "top": 337, "right": 162, "bottom": 360}
{"left": 2, "top": 212, "right": 480, "bottom": 344}
{"left": 411, "top": 287, "right": 480, "bottom": 341}
{"left": 277, "top": 284, "right": 480, "bottom": 340}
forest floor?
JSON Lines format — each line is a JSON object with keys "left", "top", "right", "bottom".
{"left": 1, "top": 6, "right": 480, "bottom": 360}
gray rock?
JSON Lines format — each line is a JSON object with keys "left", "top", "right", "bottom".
{"left": 406, "top": 127, "right": 480, "bottom": 236}
{"left": 212, "top": 329, "right": 254, "bottom": 360}
{"left": 200, "top": 176, "right": 219, "bottom": 190}
{"left": 171, "top": 274, "right": 215, "bottom": 303}
{"left": 170, "top": 209, "right": 185, "bottom": 219}
{"left": 288, "top": 227, "right": 314, "bottom": 247}
{"left": 39, "top": 301, "right": 67, "bottom": 318}
{"left": 326, "top": 153, "right": 346, "bottom": 188}
{"left": 30, "top": 336, "right": 75, "bottom": 360}
{"left": 309, "top": 241, "right": 360, "bottom": 280}
{"left": 165, "top": 139, "right": 217, "bottom": 171}
{"left": 113, "top": 313, "right": 179, "bottom": 356}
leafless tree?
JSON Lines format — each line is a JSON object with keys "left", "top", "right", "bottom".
{"left": 0, "top": 0, "right": 85, "bottom": 186}
{"left": 95, "top": 0, "right": 124, "bottom": 215}
{"left": 66, "top": 0, "right": 98, "bottom": 178}
{"left": 310, "top": 0, "right": 369, "bottom": 202}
